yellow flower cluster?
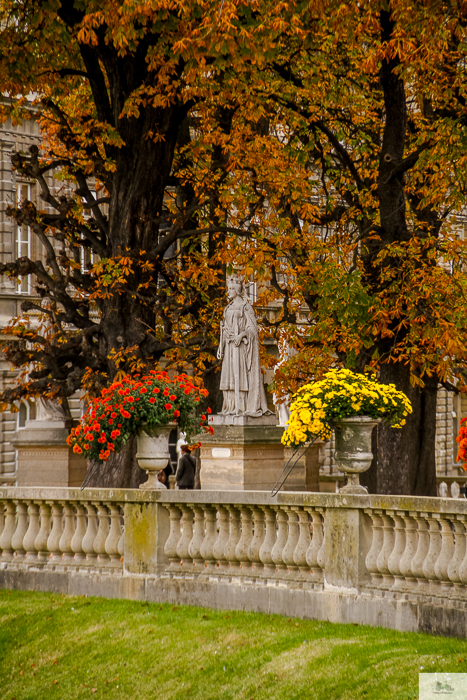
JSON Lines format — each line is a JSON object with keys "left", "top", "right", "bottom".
{"left": 281, "top": 368, "right": 413, "bottom": 447}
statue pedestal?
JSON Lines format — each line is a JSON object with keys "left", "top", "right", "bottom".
{"left": 283, "top": 442, "right": 324, "bottom": 492}
{"left": 12, "top": 420, "right": 87, "bottom": 487}
{"left": 200, "top": 418, "right": 285, "bottom": 491}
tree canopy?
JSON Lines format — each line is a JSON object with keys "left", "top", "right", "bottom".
{"left": 1, "top": 0, "right": 467, "bottom": 493}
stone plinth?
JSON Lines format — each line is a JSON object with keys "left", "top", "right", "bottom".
{"left": 12, "top": 420, "right": 87, "bottom": 487}
{"left": 200, "top": 422, "right": 285, "bottom": 490}
{"left": 209, "top": 414, "right": 277, "bottom": 427}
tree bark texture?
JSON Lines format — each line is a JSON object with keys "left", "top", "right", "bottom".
{"left": 84, "top": 435, "right": 146, "bottom": 489}
{"left": 376, "top": 365, "right": 437, "bottom": 496}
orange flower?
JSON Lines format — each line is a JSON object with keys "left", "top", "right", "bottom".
{"left": 174, "top": 409, "right": 180, "bottom": 418}
{"left": 73, "top": 445, "right": 83, "bottom": 454}
{"left": 169, "top": 394, "right": 176, "bottom": 401}
{"left": 149, "top": 397, "right": 156, "bottom": 404}
{"left": 164, "top": 403, "right": 172, "bottom": 410}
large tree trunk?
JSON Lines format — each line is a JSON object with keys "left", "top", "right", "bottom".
{"left": 361, "top": 364, "right": 437, "bottom": 496}
{"left": 83, "top": 436, "right": 146, "bottom": 489}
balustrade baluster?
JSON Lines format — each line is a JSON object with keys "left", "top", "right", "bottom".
{"left": 434, "top": 515, "right": 455, "bottom": 586}
{"left": 375, "top": 512, "right": 395, "bottom": 587}
{"left": 293, "top": 507, "right": 311, "bottom": 578}
{"left": 305, "top": 509, "right": 324, "bottom": 579}
{"left": 11, "top": 501, "right": 28, "bottom": 562}
{"left": 234, "top": 506, "right": 253, "bottom": 575}
{"left": 34, "top": 503, "right": 52, "bottom": 563}
{"left": 411, "top": 514, "right": 430, "bottom": 587}
{"left": 364, "top": 510, "right": 384, "bottom": 586}
{"left": 200, "top": 506, "right": 218, "bottom": 573}
{"left": 223, "top": 505, "right": 241, "bottom": 573}
{"left": 0, "top": 501, "right": 16, "bottom": 561}
{"left": 59, "top": 502, "right": 76, "bottom": 565}
{"left": 316, "top": 509, "right": 326, "bottom": 572}
{"left": 282, "top": 508, "right": 300, "bottom": 577}
{"left": 387, "top": 511, "right": 406, "bottom": 587}
{"left": 259, "top": 506, "right": 277, "bottom": 577}
{"left": 82, "top": 503, "right": 98, "bottom": 564}
{"left": 247, "top": 507, "right": 265, "bottom": 576}
{"left": 105, "top": 504, "right": 123, "bottom": 564}
{"left": 164, "top": 504, "right": 182, "bottom": 571}
{"left": 71, "top": 504, "right": 87, "bottom": 563}
{"left": 212, "top": 506, "right": 230, "bottom": 573}
{"left": 188, "top": 506, "right": 205, "bottom": 571}
{"left": 23, "top": 502, "right": 40, "bottom": 563}
{"left": 448, "top": 516, "right": 466, "bottom": 588}
{"left": 118, "top": 508, "right": 125, "bottom": 559}
{"left": 398, "top": 512, "right": 418, "bottom": 587}
{"left": 422, "top": 514, "right": 442, "bottom": 587}
{"left": 47, "top": 503, "right": 64, "bottom": 564}
{"left": 0, "top": 501, "right": 5, "bottom": 543}
{"left": 93, "top": 503, "right": 111, "bottom": 565}
{"left": 176, "top": 505, "right": 194, "bottom": 568}
{"left": 458, "top": 518, "right": 467, "bottom": 586}
{"left": 271, "top": 508, "right": 288, "bottom": 575}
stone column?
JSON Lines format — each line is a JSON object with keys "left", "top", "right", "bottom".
{"left": 123, "top": 499, "right": 170, "bottom": 575}
{"left": 324, "top": 506, "right": 372, "bottom": 589}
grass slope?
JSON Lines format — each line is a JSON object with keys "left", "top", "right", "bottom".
{"left": 1, "top": 590, "right": 466, "bottom": 699}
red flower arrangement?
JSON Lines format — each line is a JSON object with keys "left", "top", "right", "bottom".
{"left": 457, "top": 417, "right": 467, "bottom": 470}
{"left": 67, "top": 370, "right": 213, "bottom": 463}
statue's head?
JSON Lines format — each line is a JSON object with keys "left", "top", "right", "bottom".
{"left": 226, "top": 275, "right": 244, "bottom": 300}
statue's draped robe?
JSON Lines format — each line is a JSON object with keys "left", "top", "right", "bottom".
{"left": 219, "top": 299, "right": 270, "bottom": 416}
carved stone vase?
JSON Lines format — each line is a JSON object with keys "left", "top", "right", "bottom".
{"left": 333, "top": 416, "right": 380, "bottom": 495}
{"left": 136, "top": 424, "right": 173, "bottom": 490}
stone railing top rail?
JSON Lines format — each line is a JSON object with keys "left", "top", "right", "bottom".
{"left": 1, "top": 486, "right": 467, "bottom": 514}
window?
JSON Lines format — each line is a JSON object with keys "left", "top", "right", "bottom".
{"left": 17, "top": 400, "right": 37, "bottom": 429}
{"left": 16, "top": 182, "right": 32, "bottom": 293}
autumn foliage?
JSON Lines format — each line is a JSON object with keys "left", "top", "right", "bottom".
{"left": 1, "top": 1, "right": 467, "bottom": 492}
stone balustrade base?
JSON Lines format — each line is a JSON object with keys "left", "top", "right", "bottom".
{"left": 0, "top": 567, "right": 464, "bottom": 638}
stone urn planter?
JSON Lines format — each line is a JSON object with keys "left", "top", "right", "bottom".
{"left": 333, "top": 416, "right": 380, "bottom": 495}
{"left": 136, "top": 424, "right": 174, "bottom": 490}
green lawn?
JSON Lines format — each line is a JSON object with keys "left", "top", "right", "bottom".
{"left": 0, "top": 590, "right": 466, "bottom": 699}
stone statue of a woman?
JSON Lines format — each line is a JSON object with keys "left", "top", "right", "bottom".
{"left": 217, "top": 277, "right": 272, "bottom": 417}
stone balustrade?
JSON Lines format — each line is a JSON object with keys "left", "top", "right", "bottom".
{"left": 437, "top": 477, "right": 467, "bottom": 499}
{"left": 2, "top": 487, "right": 467, "bottom": 637}
{"left": 0, "top": 489, "right": 124, "bottom": 572}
